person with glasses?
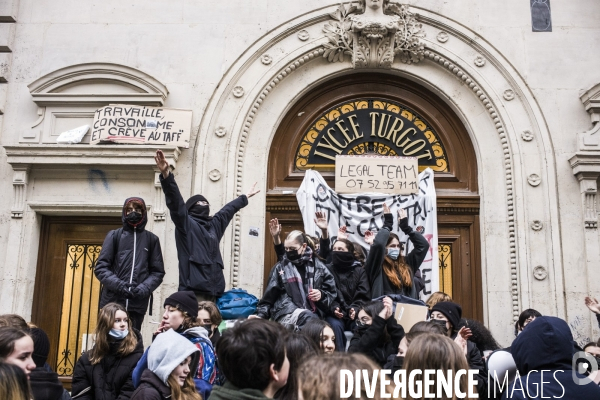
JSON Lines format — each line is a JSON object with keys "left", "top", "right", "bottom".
{"left": 347, "top": 297, "right": 404, "bottom": 367}
{"left": 251, "top": 231, "right": 337, "bottom": 330}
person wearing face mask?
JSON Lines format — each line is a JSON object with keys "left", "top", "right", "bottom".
{"left": 155, "top": 150, "right": 260, "bottom": 302}
{"left": 364, "top": 204, "right": 429, "bottom": 299}
{"left": 252, "top": 230, "right": 337, "bottom": 330}
{"left": 72, "top": 303, "right": 144, "bottom": 400}
{"left": 324, "top": 238, "right": 371, "bottom": 351}
{"left": 348, "top": 297, "right": 404, "bottom": 367}
{"left": 133, "top": 291, "right": 221, "bottom": 400}
{"left": 131, "top": 329, "right": 201, "bottom": 400}
{"left": 95, "top": 197, "right": 165, "bottom": 331}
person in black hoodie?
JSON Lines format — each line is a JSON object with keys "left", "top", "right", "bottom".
{"left": 28, "top": 328, "right": 71, "bottom": 400}
{"left": 430, "top": 301, "right": 487, "bottom": 397}
{"left": 155, "top": 149, "right": 259, "bottom": 301}
{"left": 94, "top": 197, "right": 165, "bottom": 330}
{"left": 504, "top": 316, "right": 600, "bottom": 399}
{"left": 324, "top": 238, "right": 371, "bottom": 351}
{"left": 348, "top": 297, "right": 404, "bottom": 366}
{"left": 72, "top": 303, "right": 144, "bottom": 400}
{"left": 364, "top": 204, "right": 429, "bottom": 299}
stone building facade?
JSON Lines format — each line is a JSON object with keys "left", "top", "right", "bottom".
{"left": 0, "top": 0, "right": 599, "bottom": 368}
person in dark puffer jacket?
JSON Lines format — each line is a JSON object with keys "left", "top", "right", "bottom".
{"left": 28, "top": 328, "right": 71, "bottom": 400}
{"left": 94, "top": 197, "right": 165, "bottom": 330}
{"left": 131, "top": 329, "right": 201, "bottom": 400}
{"left": 324, "top": 238, "right": 370, "bottom": 352}
{"left": 72, "top": 303, "right": 143, "bottom": 400}
{"left": 155, "top": 149, "right": 260, "bottom": 301}
{"left": 348, "top": 298, "right": 404, "bottom": 366}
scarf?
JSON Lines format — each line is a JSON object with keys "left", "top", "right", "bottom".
{"left": 279, "top": 246, "right": 316, "bottom": 312}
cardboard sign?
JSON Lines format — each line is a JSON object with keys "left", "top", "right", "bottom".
{"left": 90, "top": 105, "right": 192, "bottom": 148}
{"left": 335, "top": 155, "right": 419, "bottom": 194}
{"left": 394, "top": 303, "right": 429, "bottom": 333}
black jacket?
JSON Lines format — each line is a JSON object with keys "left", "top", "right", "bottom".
{"left": 348, "top": 315, "right": 405, "bottom": 367}
{"left": 450, "top": 332, "right": 488, "bottom": 396}
{"left": 160, "top": 172, "right": 248, "bottom": 296}
{"left": 364, "top": 217, "right": 429, "bottom": 299}
{"left": 327, "top": 261, "right": 371, "bottom": 319}
{"left": 256, "top": 256, "right": 337, "bottom": 322}
{"left": 130, "top": 369, "right": 171, "bottom": 400}
{"left": 30, "top": 367, "right": 71, "bottom": 400}
{"left": 95, "top": 197, "right": 165, "bottom": 314}
{"left": 504, "top": 316, "right": 600, "bottom": 400}
{"left": 72, "top": 333, "right": 144, "bottom": 400}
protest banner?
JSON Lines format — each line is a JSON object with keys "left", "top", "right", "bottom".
{"left": 296, "top": 169, "right": 438, "bottom": 298}
{"left": 90, "top": 104, "right": 192, "bottom": 147}
{"left": 335, "top": 155, "right": 419, "bottom": 195}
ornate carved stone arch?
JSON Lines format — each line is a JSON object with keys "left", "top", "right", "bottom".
{"left": 196, "top": 4, "right": 562, "bottom": 340}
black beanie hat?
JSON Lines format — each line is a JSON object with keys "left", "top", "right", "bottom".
{"left": 164, "top": 291, "right": 198, "bottom": 319}
{"left": 29, "top": 328, "right": 50, "bottom": 368}
{"left": 431, "top": 301, "right": 462, "bottom": 331}
{"left": 185, "top": 195, "right": 208, "bottom": 211}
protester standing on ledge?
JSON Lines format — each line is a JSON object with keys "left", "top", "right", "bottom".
{"left": 95, "top": 196, "right": 165, "bottom": 331}
{"left": 155, "top": 149, "right": 260, "bottom": 301}
{"left": 364, "top": 203, "right": 429, "bottom": 299}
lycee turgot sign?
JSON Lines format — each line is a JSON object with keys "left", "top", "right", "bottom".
{"left": 294, "top": 99, "right": 448, "bottom": 172}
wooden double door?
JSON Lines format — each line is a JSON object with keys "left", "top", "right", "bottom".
{"left": 31, "top": 217, "right": 121, "bottom": 386}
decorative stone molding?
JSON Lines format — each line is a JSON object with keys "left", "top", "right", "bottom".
{"left": 10, "top": 165, "right": 30, "bottom": 218}
{"left": 531, "top": 220, "right": 544, "bottom": 231}
{"left": 297, "top": 30, "right": 310, "bottom": 41}
{"left": 232, "top": 86, "right": 245, "bottom": 98}
{"left": 436, "top": 31, "right": 449, "bottom": 43}
{"left": 28, "top": 202, "right": 131, "bottom": 216}
{"left": 528, "top": 174, "right": 541, "bottom": 187}
{"left": 215, "top": 126, "right": 227, "bottom": 137}
{"left": 4, "top": 145, "right": 181, "bottom": 168}
{"left": 474, "top": 55, "right": 486, "bottom": 67}
{"left": 261, "top": 54, "right": 273, "bottom": 65}
{"left": 209, "top": 169, "right": 222, "bottom": 182}
{"left": 25, "top": 63, "right": 169, "bottom": 143}
{"left": 28, "top": 63, "right": 168, "bottom": 107}
{"left": 322, "top": 2, "right": 424, "bottom": 68}
{"left": 153, "top": 170, "right": 166, "bottom": 222}
{"left": 503, "top": 89, "right": 515, "bottom": 101}
{"left": 533, "top": 266, "right": 548, "bottom": 281}
{"left": 521, "top": 130, "right": 534, "bottom": 142}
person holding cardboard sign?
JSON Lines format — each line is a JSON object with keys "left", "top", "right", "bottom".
{"left": 154, "top": 149, "right": 260, "bottom": 300}
{"left": 364, "top": 204, "right": 429, "bottom": 299}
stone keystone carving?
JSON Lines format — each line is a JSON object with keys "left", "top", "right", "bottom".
{"left": 322, "top": 1, "right": 425, "bottom": 68}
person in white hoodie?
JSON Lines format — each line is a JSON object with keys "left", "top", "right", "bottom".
{"left": 131, "top": 329, "right": 201, "bottom": 400}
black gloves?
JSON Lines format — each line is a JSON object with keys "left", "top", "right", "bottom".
{"left": 132, "top": 284, "right": 150, "bottom": 299}
{"left": 399, "top": 216, "right": 412, "bottom": 234}
{"left": 383, "top": 213, "right": 394, "bottom": 230}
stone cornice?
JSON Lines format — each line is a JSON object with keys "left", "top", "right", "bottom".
{"left": 569, "top": 152, "right": 600, "bottom": 177}
{"left": 4, "top": 145, "right": 181, "bottom": 169}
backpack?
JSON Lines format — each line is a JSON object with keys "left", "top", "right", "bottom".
{"left": 217, "top": 288, "right": 258, "bottom": 320}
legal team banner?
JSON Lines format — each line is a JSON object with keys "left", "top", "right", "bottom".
{"left": 296, "top": 169, "right": 439, "bottom": 298}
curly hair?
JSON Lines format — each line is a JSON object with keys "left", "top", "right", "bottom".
{"left": 457, "top": 319, "right": 501, "bottom": 354}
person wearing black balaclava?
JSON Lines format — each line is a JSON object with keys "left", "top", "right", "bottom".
{"left": 95, "top": 197, "right": 165, "bottom": 330}
{"left": 154, "top": 149, "right": 260, "bottom": 301}
{"left": 325, "top": 238, "right": 371, "bottom": 352}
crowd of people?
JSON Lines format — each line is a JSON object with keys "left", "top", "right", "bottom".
{"left": 1, "top": 149, "right": 600, "bottom": 399}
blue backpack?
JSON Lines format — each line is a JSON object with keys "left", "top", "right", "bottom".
{"left": 217, "top": 288, "right": 258, "bottom": 320}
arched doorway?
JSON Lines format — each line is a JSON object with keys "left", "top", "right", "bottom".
{"left": 264, "top": 73, "right": 483, "bottom": 320}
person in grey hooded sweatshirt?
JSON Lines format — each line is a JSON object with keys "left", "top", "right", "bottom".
{"left": 131, "top": 329, "right": 201, "bottom": 400}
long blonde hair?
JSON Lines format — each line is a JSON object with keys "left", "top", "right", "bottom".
{"left": 404, "top": 334, "right": 470, "bottom": 400}
{"left": 89, "top": 303, "right": 138, "bottom": 364}
{"left": 0, "top": 362, "right": 32, "bottom": 400}
{"left": 167, "top": 374, "right": 202, "bottom": 400}
{"left": 297, "top": 353, "right": 392, "bottom": 399}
